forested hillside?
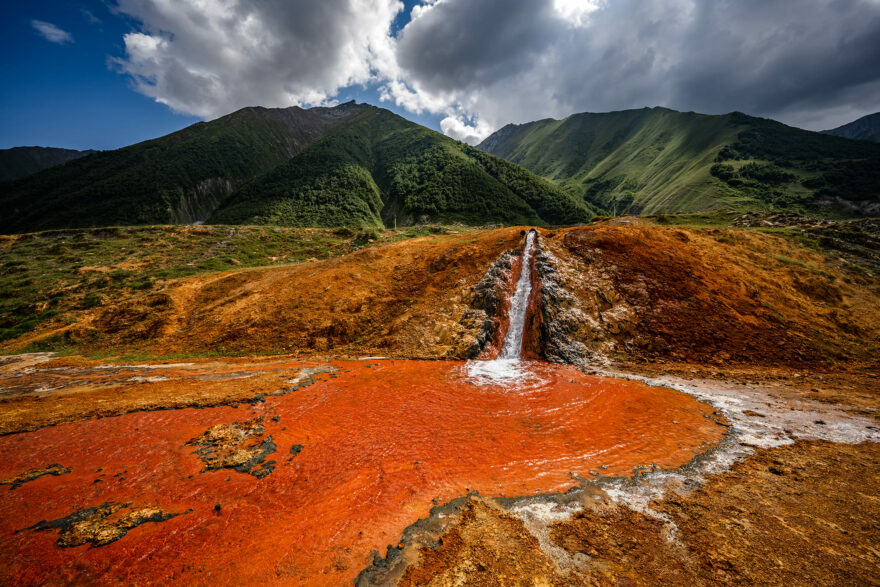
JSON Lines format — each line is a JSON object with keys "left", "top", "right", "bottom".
{"left": 0, "top": 103, "right": 593, "bottom": 233}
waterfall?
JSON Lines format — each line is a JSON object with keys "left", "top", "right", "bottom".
{"left": 498, "top": 230, "right": 537, "bottom": 360}
{"left": 466, "top": 230, "right": 539, "bottom": 385}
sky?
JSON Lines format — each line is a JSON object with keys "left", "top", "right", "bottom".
{"left": 2, "top": 0, "right": 880, "bottom": 150}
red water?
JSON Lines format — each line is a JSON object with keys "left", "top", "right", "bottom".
{"left": 0, "top": 360, "right": 723, "bottom": 585}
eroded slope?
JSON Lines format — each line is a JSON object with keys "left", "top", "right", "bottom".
{"left": 6, "top": 223, "right": 878, "bottom": 372}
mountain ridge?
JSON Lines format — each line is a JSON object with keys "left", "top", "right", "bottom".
{"left": 0, "top": 102, "right": 371, "bottom": 233}
{"left": 209, "top": 105, "right": 594, "bottom": 228}
{"left": 0, "top": 146, "right": 96, "bottom": 182}
{"left": 477, "top": 107, "right": 880, "bottom": 217}
{"left": 0, "top": 102, "right": 593, "bottom": 233}
{"left": 822, "top": 112, "right": 880, "bottom": 143}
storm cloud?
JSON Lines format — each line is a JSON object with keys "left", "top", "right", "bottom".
{"left": 113, "top": 0, "right": 880, "bottom": 143}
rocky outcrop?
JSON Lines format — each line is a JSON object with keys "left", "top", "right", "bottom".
{"left": 186, "top": 417, "right": 279, "bottom": 478}
{"left": 531, "top": 236, "right": 638, "bottom": 367}
{"left": 170, "top": 177, "right": 235, "bottom": 224}
{"left": 532, "top": 245, "right": 595, "bottom": 366}
{"left": 1, "top": 464, "right": 71, "bottom": 489}
{"left": 24, "top": 502, "right": 182, "bottom": 547}
{"left": 456, "top": 250, "right": 519, "bottom": 358}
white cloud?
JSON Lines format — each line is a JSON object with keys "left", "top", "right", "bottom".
{"left": 113, "top": 0, "right": 404, "bottom": 119}
{"left": 111, "top": 0, "right": 880, "bottom": 140}
{"left": 31, "top": 20, "right": 73, "bottom": 44}
{"left": 552, "top": 0, "right": 602, "bottom": 26}
{"left": 440, "top": 114, "right": 493, "bottom": 144}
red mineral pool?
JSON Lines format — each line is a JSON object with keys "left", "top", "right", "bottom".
{"left": 0, "top": 359, "right": 725, "bottom": 585}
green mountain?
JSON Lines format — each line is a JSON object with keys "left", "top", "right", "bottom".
{"left": 477, "top": 107, "right": 880, "bottom": 217}
{"left": 0, "top": 102, "right": 368, "bottom": 233}
{"left": 0, "top": 146, "right": 95, "bottom": 182}
{"left": 822, "top": 112, "right": 880, "bottom": 143}
{"left": 212, "top": 105, "right": 592, "bottom": 228}
{"left": 0, "top": 103, "right": 592, "bottom": 234}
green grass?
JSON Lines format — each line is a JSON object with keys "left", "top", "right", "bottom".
{"left": 479, "top": 107, "right": 880, "bottom": 218}
{"left": 645, "top": 210, "right": 742, "bottom": 228}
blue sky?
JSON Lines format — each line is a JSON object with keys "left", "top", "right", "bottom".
{"left": 3, "top": 1, "right": 878, "bottom": 150}
{"left": 0, "top": 0, "right": 440, "bottom": 151}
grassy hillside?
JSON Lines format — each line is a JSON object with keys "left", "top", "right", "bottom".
{"left": 0, "top": 103, "right": 367, "bottom": 233}
{"left": 0, "top": 147, "right": 96, "bottom": 182}
{"left": 211, "top": 106, "right": 595, "bottom": 228}
{"left": 478, "top": 107, "right": 880, "bottom": 217}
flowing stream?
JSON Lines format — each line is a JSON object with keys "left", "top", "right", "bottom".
{"left": 467, "top": 230, "right": 539, "bottom": 385}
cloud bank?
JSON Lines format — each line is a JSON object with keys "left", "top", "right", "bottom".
{"left": 113, "top": 0, "right": 880, "bottom": 143}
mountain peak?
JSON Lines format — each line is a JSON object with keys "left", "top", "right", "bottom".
{"left": 822, "top": 112, "right": 880, "bottom": 142}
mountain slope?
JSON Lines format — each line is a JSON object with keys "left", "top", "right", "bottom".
{"left": 822, "top": 112, "right": 880, "bottom": 143}
{"left": 0, "top": 147, "right": 96, "bottom": 182}
{"left": 478, "top": 107, "right": 880, "bottom": 216}
{"left": 0, "top": 102, "right": 367, "bottom": 233}
{"left": 0, "top": 103, "right": 593, "bottom": 233}
{"left": 211, "top": 106, "right": 594, "bottom": 228}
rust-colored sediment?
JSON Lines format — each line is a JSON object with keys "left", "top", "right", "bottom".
{"left": 0, "top": 356, "right": 332, "bottom": 435}
{"left": 0, "top": 360, "right": 723, "bottom": 585}
{"left": 402, "top": 440, "right": 880, "bottom": 586}
{"left": 521, "top": 239, "right": 544, "bottom": 361}
{"left": 6, "top": 224, "right": 878, "bottom": 371}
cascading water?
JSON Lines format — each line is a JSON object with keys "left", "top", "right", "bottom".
{"left": 499, "top": 230, "right": 536, "bottom": 360}
{"left": 467, "top": 230, "right": 540, "bottom": 385}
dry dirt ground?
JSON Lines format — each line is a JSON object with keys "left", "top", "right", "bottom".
{"left": 1, "top": 222, "right": 879, "bottom": 585}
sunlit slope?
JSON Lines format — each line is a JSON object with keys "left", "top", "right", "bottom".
{"left": 478, "top": 107, "right": 880, "bottom": 216}
{"left": 6, "top": 223, "right": 878, "bottom": 370}
{"left": 211, "top": 106, "right": 595, "bottom": 228}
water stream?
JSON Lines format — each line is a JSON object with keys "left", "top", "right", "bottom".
{"left": 467, "top": 230, "right": 539, "bottom": 385}
{"left": 0, "top": 358, "right": 725, "bottom": 585}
